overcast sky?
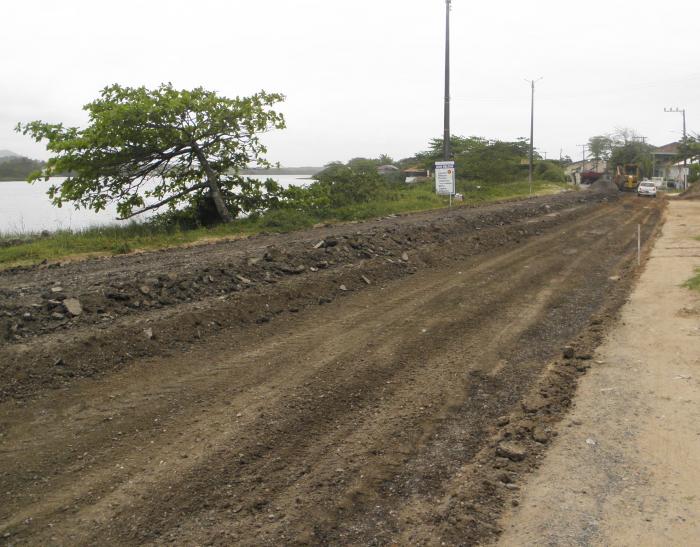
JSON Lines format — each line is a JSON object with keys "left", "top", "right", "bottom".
{"left": 2, "top": 0, "right": 698, "bottom": 166}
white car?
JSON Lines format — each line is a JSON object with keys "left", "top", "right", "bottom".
{"left": 637, "top": 180, "right": 657, "bottom": 197}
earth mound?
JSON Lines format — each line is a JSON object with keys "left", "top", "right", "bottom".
{"left": 678, "top": 181, "right": 700, "bottom": 200}
{"left": 588, "top": 177, "right": 618, "bottom": 192}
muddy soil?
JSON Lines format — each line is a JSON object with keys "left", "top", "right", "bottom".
{"left": 0, "top": 190, "right": 664, "bottom": 545}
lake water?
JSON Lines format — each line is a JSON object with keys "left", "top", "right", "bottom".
{"left": 0, "top": 175, "right": 315, "bottom": 234}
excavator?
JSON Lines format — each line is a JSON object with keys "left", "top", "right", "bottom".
{"left": 613, "top": 163, "right": 640, "bottom": 191}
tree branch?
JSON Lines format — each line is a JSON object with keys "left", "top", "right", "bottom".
{"left": 118, "top": 182, "right": 208, "bottom": 219}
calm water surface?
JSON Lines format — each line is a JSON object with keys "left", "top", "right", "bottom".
{"left": 0, "top": 175, "right": 313, "bottom": 234}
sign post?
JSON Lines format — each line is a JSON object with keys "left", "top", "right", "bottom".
{"left": 435, "top": 161, "right": 455, "bottom": 206}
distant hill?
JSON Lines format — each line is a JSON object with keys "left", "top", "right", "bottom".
{"left": 0, "top": 149, "right": 22, "bottom": 163}
{"left": 0, "top": 156, "right": 45, "bottom": 181}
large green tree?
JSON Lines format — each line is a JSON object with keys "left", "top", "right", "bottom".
{"left": 417, "top": 136, "right": 531, "bottom": 182}
{"left": 679, "top": 134, "right": 700, "bottom": 163}
{"left": 17, "top": 84, "right": 286, "bottom": 223}
{"left": 587, "top": 135, "right": 613, "bottom": 169}
{"left": 609, "top": 140, "right": 654, "bottom": 177}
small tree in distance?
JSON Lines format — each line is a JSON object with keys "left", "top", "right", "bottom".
{"left": 17, "top": 84, "right": 286, "bottom": 223}
{"left": 587, "top": 135, "right": 613, "bottom": 170}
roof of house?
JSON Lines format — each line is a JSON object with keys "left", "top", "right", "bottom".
{"left": 653, "top": 142, "right": 680, "bottom": 155}
{"left": 377, "top": 164, "right": 399, "bottom": 171}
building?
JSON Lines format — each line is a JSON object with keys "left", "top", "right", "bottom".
{"left": 377, "top": 165, "right": 399, "bottom": 175}
{"left": 652, "top": 142, "right": 685, "bottom": 186}
{"left": 564, "top": 160, "right": 607, "bottom": 184}
{"left": 401, "top": 166, "right": 428, "bottom": 184}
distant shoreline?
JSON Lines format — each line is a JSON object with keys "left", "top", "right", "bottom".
{"left": 239, "top": 167, "right": 323, "bottom": 176}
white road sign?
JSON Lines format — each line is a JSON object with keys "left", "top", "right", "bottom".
{"left": 435, "top": 161, "right": 455, "bottom": 195}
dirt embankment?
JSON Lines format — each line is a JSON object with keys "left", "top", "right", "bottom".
{"left": 678, "top": 181, "right": 700, "bottom": 199}
{"left": 1, "top": 191, "right": 609, "bottom": 401}
{"left": 0, "top": 189, "right": 664, "bottom": 546}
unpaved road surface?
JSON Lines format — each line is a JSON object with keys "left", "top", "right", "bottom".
{"left": 497, "top": 198, "right": 700, "bottom": 547}
{"left": 0, "top": 191, "right": 664, "bottom": 545}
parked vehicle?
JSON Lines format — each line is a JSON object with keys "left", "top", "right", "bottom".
{"left": 581, "top": 170, "right": 604, "bottom": 184}
{"left": 637, "top": 180, "right": 657, "bottom": 197}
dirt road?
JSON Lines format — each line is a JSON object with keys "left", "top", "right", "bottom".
{"left": 0, "top": 191, "right": 664, "bottom": 545}
{"left": 497, "top": 198, "right": 700, "bottom": 546}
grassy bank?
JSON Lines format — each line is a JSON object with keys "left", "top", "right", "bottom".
{"left": 0, "top": 180, "right": 571, "bottom": 269}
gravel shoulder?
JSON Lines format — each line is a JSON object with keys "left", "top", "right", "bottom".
{"left": 496, "top": 198, "right": 700, "bottom": 546}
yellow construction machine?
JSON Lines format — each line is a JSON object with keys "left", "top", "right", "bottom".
{"left": 613, "top": 164, "right": 640, "bottom": 191}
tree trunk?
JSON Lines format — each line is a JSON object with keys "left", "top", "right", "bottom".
{"left": 192, "top": 144, "right": 234, "bottom": 224}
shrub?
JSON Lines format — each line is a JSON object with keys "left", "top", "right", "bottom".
{"left": 258, "top": 209, "right": 315, "bottom": 232}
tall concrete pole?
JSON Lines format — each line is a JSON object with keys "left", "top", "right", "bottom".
{"left": 665, "top": 107, "right": 688, "bottom": 189}
{"left": 683, "top": 109, "right": 687, "bottom": 190}
{"left": 443, "top": 0, "right": 451, "bottom": 161}
{"left": 525, "top": 78, "right": 542, "bottom": 194}
{"left": 578, "top": 144, "right": 587, "bottom": 184}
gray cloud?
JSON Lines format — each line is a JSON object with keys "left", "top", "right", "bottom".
{"left": 2, "top": 0, "right": 698, "bottom": 165}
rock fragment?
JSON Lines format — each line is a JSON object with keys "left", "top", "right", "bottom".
{"left": 532, "top": 426, "right": 550, "bottom": 444}
{"left": 63, "top": 298, "right": 83, "bottom": 317}
{"left": 496, "top": 441, "right": 527, "bottom": 462}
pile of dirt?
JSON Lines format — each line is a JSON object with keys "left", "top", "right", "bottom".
{"left": 0, "top": 192, "right": 613, "bottom": 401}
{"left": 588, "top": 177, "right": 619, "bottom": 193}
{"left": 678, "top": 181, "right": 700, "bottom": 200}
{"left": 0, "top": 192, "right": 609, "bottom": 345}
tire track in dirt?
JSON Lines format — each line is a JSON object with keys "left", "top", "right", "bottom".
{"left": 0, "top": 195, "right": 664, "bottom": 546}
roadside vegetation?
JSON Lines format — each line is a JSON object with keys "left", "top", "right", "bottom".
{"left": 4, "top": 83, "right": 573, "bottom": 269}
{"left": 0, "top": 176, "right": 569, "bottom": 268}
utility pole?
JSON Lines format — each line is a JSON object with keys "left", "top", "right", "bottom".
{"left": 665, "top": 107, "right": 687, "bottom": 189}
{"left": 577, "top": 144, "right": 587, "bottom": 184}
{"left": 525, "top": 77, "right": 542, "bottom": 194}
{"left": 443, "top": 0, "right": 452, "bottom": 161}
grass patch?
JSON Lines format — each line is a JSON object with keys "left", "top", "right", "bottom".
{"left": 684, "top": 269, "right": 700, "bottom": 292}
{"left": 0, "top": 179, "right": 573, "bottom": 269}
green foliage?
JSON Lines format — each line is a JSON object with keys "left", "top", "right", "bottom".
{"left": 609, "top": 140, "right": 654, "bottom": 177}
{"left": 535, "top": 160, "right": 567, "bottom": 182}
{"left": 416, "top": 135, "right": 530, "bottom": 182}
{"left": 16, "top": 83, "right": 286, "bottom": 222}
{"left": 310, "top": 164, "right": 391, "bottom": 208}
{"left": 587, "top": 135, "right": 613, "bottom": 166}
{"left": 345, "top": 157, "right": 382, "bottom": 173}
{"left": 258, "top": 208, "right": 315, "bottom": 231}
{"left": 679, "top": 134, "right": 700, "bottom": 164}
{"left": 689, "top": 164, "right": 700, "bottom": 183}
{"left": 0, "top": 156, "right": 46, "bottom": 182}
